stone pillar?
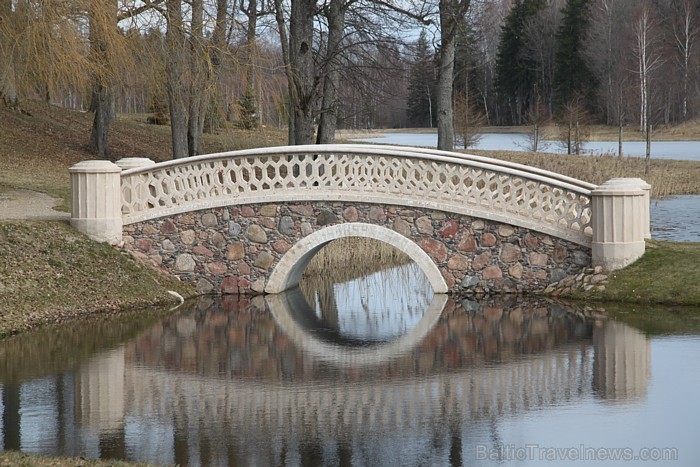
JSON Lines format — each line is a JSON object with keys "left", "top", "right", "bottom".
{"left": 69, "top": 160, "right": 122, "bottom": 244}
{"left": 604, "top": 178, "right": 652, "bottom": 239}
{"left": 591, "top": 179, "right": 649, "bottom": 270}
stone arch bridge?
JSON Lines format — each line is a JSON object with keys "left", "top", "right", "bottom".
{"left": 69, "top": 145, "right": 650, "bottom": 295}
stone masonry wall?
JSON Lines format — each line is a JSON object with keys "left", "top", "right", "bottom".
{"left": 123, "top": 202, "right": 591, "bottom": 295}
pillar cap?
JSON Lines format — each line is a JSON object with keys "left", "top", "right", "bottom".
{"left": 69, "top": 160, "right": 121, "bottom": 174}
{"left": 605, "top": 177, "right": 651, "bottom": 190}
{"left": 115, "top": 158, "right": 156, "bottom": 170}
{"left": 592, "top": 179, "right": 646, "bottom": 196}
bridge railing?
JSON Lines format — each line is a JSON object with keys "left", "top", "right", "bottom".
{"left": 69, "top": 144, "right": 650, "bottom": 270}
{"left": 118, "top": 144, "right": 594, "bottom": 246}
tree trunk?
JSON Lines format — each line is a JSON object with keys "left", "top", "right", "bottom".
{"left": 316, "top": 0, "right": 346, "bottom": 144}
{"left": 436, "top": 1, "right": 459, "bottom": 151}
{"left": 274, "top": 0, "right": 296, "bottom": 144}
{"left": 618, "top": 118, "right": 623, "bottom": 157}
{"left": 207, "top": 0, "right": 229, "bottom": 133}
{"left": 87, "top": 0, "right": 118, "bottom": 158}
{"left": 166, "top": 0, "right": 189, "bottom": 159}
{"left": 88, "top": 83, "right": 115, "bottom": 158}
{"left": 289, "top": 0, "right": 317, "bottom": 145}
{"left": 645, "top": 122, "right": 651, "bottom": 175}
{"left": 187, "top": 0, "right": 205, "bottom": 157}
{"left": 243, "top": 0, "right": 259, "bottom": 129}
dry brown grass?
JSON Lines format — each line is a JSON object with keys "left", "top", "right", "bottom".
{"left": 0, "top": 101, "right": 286, "bottom": 210}
{"left": 469, "top": 149, "right": 700, "bottom": 198}
{"left": 302, "top": 237, "right": 410, "bottom": 279}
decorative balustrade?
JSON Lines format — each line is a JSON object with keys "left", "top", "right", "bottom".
{"left": 119, "top": 145, "right": 594, "bottom": 246}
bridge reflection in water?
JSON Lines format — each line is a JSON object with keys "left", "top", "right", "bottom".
{"left": 0, "top": 285, "right": 650, "bottom": 465}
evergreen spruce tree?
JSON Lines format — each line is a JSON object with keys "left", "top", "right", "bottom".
{"left": 495, "top": 0, "right": 546, "bottom": 125}
{"left": 554, "top": 0, "right": 596, "bottom": 108}
{"left": 238, "top": 82, "right": 258, "bottom": 130}
{"left": 406, "top": 30, "right": 436, "bottom": 127}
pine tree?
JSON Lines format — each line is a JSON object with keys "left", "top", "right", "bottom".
{"left": 406, "top": 30, "right": 436, "bottom": 127}
{"left": 237, "top": 82, "right": 258, "bottom": 130}
{"left": 495, "top": 0, "right": 547, "bottom": 125}
{"left": 554, "top": 0, "right": 597, "bottom": 108}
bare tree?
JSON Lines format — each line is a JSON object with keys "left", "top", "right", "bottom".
{"left": 672, "top": 0, "right": 699, "bottom": 120}
{"left": 316, "top": 0, "right": 351, "bottom": 144}
{"left": 87, "top": 0, "right": 119, "bottom": 158}
{"left": 0, "top": 0, "right": 91, "bottom": 110}
{"left": 0, "top": 0, "right": 18, "bottom": 108}
{"left": 630, "top": 1, "right": 665, "bottom": 173}
{"left": 166, "top": 0, "right": 189, "bottom": 159}
{"left": 632, "top": 1, "right": 665, "bottom": 134}
{"left": 520, "top": 86, "right": 549, "bottom": 152}
{"left": 274, "top": 0, "right": 319, "bottom": 145}
{"left": 436, "top": 0, "right": 472, "bottom": 151}
{"left": 558, "top": 94, "right": 589, "bottom": 155}
{"left": 453, "top": 91, "right": 486, "bottom": 149}
{"left": 187, "top": 0, "right": 206, "bottom": 156}
{"left": 207, "top": 0, "right": 230, "bottom": 132}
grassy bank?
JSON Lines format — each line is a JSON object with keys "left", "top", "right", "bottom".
{"left": 570, "top": 241, "right": 700, "bottom": 306}
{"left": 0, "top": 221, "right": 195, "bottom": 339}
{"left": 0, "top": 451, "right": 151, "bottom": 466}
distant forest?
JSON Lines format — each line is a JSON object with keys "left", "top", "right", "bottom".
{"left": 1, "top": 0, "right": 699, "bottom": 157}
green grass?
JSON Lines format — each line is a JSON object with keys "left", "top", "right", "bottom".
{"left": 570, "top": 240, "right": 700, "bottom": 306}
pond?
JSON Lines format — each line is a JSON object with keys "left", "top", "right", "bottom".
{"left": 1, "top": 261, "right": 699, "bottom": 466}
{"left": 650, "top": 195, "right": 700, "bottom": 242}
{"left": 351, "top": 132, "right": 700, "bottom": 161}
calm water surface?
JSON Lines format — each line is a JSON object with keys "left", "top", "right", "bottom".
{"left": 352, "top": 132, "right": 700, "bottom": 161}
{"left": 650, "top": 195, "right": 700, "bottom": 242}
{"left": 1, "top": 263, "right": 700, "bottom": 466}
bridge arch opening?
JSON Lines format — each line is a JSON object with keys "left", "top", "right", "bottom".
{"left": 265, "top": 223, "right": 449, "bottom": 294}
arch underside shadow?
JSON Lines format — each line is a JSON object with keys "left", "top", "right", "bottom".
{"left": 265, "top": 223, "right": 449, "bottom": 294}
